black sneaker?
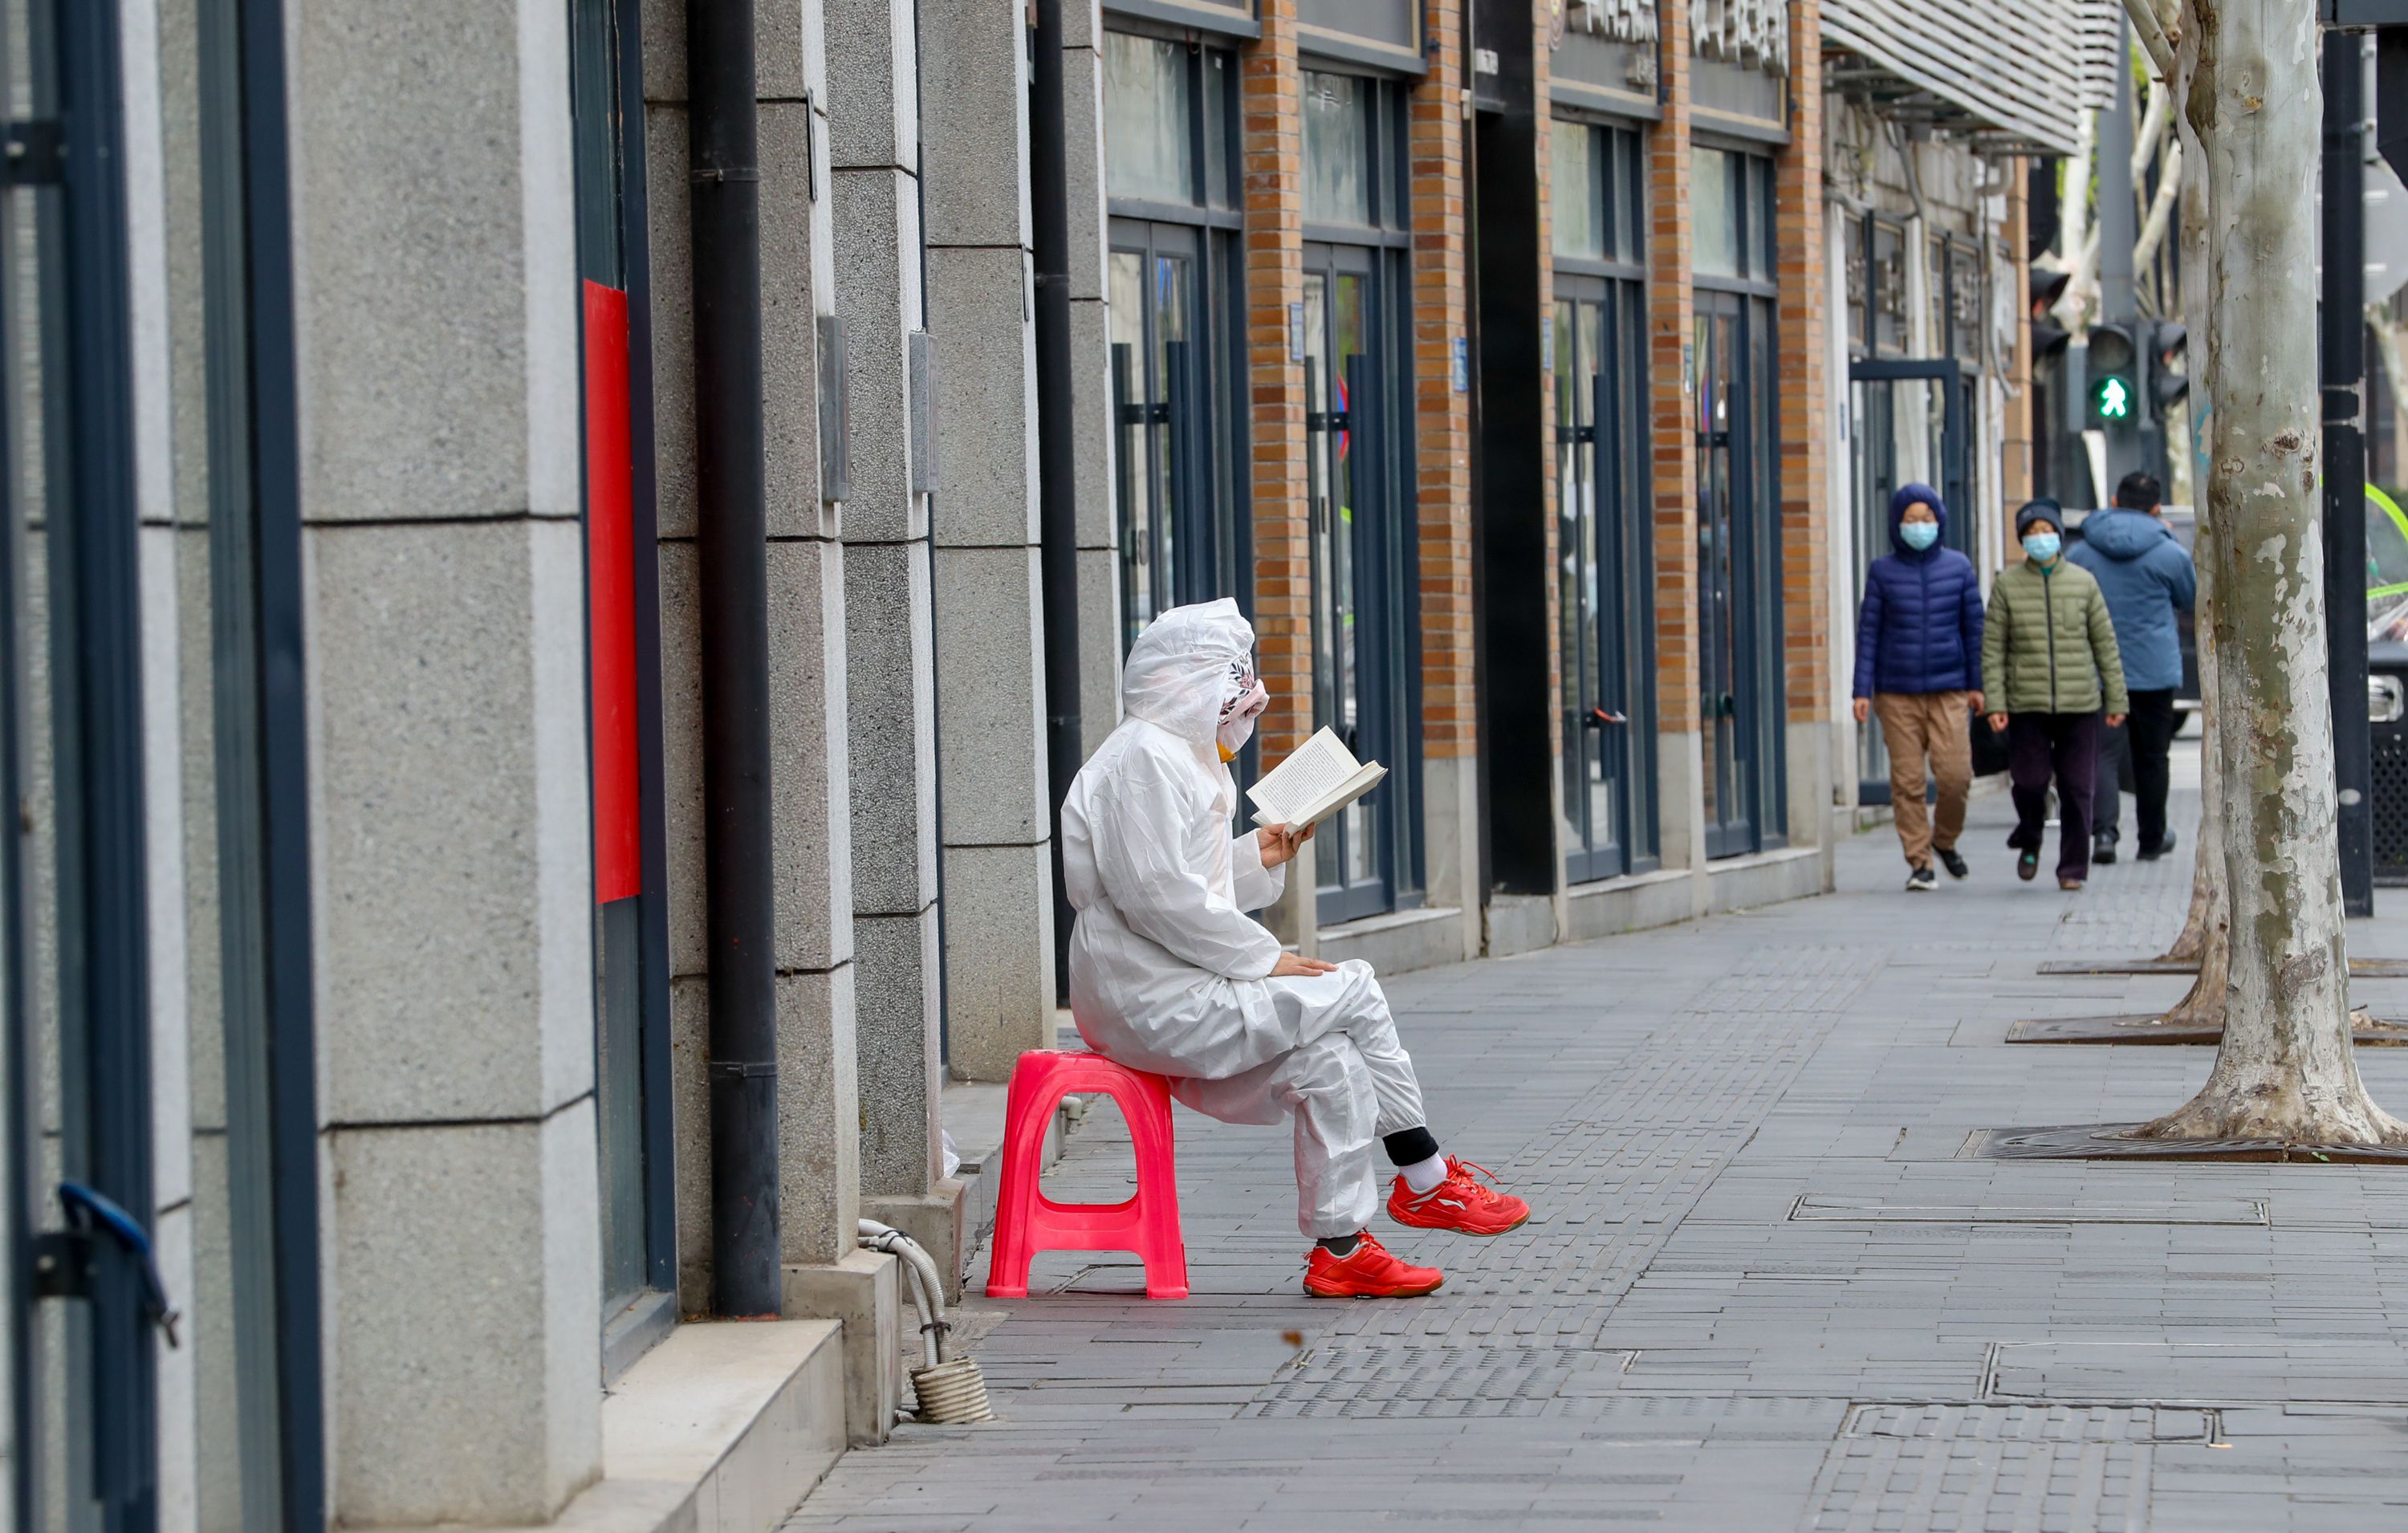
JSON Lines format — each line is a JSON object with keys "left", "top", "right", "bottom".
{"left": 2138, "top": 830, "right": 2178, "bottom": 862}
{"left": 2092, "top": 832, "right": 2118, "bottom": 866}
{"left": 1906, "top": 867, "right": 1938, "bottom": 893}
{"left": 1936, "top": 848, "right": 1969, "bottom": 880}
{"left": 2017, "top": 849, "right": 2040, "bottom": 882}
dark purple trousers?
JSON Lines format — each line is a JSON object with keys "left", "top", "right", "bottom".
{"left": 2005, "top": 712, "right": 2101, "bottom": 880}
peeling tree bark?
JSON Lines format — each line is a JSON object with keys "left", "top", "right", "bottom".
{"left": 2137, "top": 0, "right": 2406, "bottom": 1143}
{"left": 2158, "top": 59, "right": 2223, "bottom": 974}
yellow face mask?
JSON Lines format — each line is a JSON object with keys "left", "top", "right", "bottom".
{"left": 1218, "top": 742, "right": 1237, "bottom": 763}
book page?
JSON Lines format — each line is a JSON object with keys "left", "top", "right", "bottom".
{"left": 1260, "top": 760, "right": 1386, "bottom": 827}
{"left": 1246, "top": 727, "right": 1357, "bottom": 827}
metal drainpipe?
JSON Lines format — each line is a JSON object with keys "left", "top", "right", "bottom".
{"left": 1031, "top": 0, "right": 1082, "bottom": 991}
{"left": 687, "top": 0, "right": 782, "bottom": 1317}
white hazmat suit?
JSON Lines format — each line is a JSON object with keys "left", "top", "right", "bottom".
{"left": 1062, "top": 600, "right": 1428, "bottom": 1238}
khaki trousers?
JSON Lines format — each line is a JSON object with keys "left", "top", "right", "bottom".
{"left": 1873, "top": 691, "right": 1971, "bottom": 868}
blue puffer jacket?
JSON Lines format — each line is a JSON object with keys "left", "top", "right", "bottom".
{"left": 1853, "top": 484, "right": 1984, "bottom": 698}
{"left": 2066, "top": 506, "right": 2195, "bottom": 692}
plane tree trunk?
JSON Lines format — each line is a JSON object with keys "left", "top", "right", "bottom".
{"left": 2135, "top": 0, "right": 2405, "bottom": 1143}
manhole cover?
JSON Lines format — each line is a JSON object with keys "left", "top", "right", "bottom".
{"left": 1790, "top": 1193, "right": 2267, "bottom": 1225}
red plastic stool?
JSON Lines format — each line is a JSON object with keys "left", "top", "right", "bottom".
{"left": 984, "top": 1050, "right": 1190, "bottom": 1300}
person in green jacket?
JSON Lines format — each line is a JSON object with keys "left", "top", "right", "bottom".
{"left": 1980, "top": 499, "right": 2129, "bottom": 889}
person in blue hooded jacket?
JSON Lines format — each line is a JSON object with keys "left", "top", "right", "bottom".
{"left": 1852, "top": 484, "right": 1985, "bottom": 891}
{"left": 2068, "top": 471, "right": 2195, "bottom": 863}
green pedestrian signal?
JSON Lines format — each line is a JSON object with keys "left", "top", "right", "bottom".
{"left": 2094, "top": 374, "right": 2133, "bottom": 421}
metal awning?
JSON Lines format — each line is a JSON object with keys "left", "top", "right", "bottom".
{"left": 1821, "top": 0, "right": 2122, "bottom": 157}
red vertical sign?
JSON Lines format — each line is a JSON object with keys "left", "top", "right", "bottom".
{"left": 584, "top": 279, "right": 641, "bottom": 903}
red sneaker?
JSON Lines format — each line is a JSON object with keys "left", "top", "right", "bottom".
{"left": 1387, "top": 1157, "right": 1531, "bottom": 1236}
{"left": 1302, "top": 1234, "right": 1445, "bottom": 1298}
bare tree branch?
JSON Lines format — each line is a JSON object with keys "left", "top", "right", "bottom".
{"left": 2121, "top": 0, "right": 2177, "bottom": 81}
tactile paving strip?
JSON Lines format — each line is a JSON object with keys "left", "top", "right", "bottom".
{"left": 1801, "top": 1433, "right": 2151, "bottom": 1532}
{"left": 1844, "top": 1402, "right": 2219, "bottom": 1444}
{"left": 1244, "top": 1344, "right": 1637, "bottom": 1418}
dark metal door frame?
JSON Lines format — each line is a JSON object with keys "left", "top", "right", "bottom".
{"left": 4, "top": 0, "right": 167, "bottom": 1522}
{"left": 1556, "top": 283, "right": 1649, "bottom": 884}
{"left": 1303, "top": 238, "right": 1420, "bottom": 925}
{"left": 1848, "top": 356, "right": 1970, "bottom": 806}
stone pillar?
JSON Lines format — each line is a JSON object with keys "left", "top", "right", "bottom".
{"left": 1065, "top": 0, "right": 1124, "bottom": 762}
{"left": 1413, "top": 0, "right": 1483, "bottom": 952}
{"left": 644, "top": 0, "right": 863, "bottom": 1304}
{"left": 1646, "top": 1, "right": 1705, "bottom": 877}
{"left": 920, "top": 0, "right": 1058, "bottom": 1085}
{"left": 1243, "top": 1, "right": 1313, "bottom": 949}
{"left": 1774, "top": 0, "right": 1832, "bottom": 864}
{"left": 826, "top": 0, "right": 944, "bottom": 1205}
{"left": 290, "top": 2, "right": 600, "bottom": 1519}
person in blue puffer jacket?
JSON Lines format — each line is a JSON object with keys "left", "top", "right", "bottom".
{"left": 2068, "top": 471, "right": 2195, "bottom": 864}
{"left": 1851, "top": 484, "right": 1985, "bottom": 891}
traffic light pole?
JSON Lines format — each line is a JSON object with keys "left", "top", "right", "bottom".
{"left": 2097, "top": 18, "right": 2148, "bottom": 497}
{"left": 2324, "top": 28, "right": 2375, "bottom": 916}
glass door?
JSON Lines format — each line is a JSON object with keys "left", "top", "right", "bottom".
{"left": 1111, "top": 223, "right": 1233, "bottom": 646}
{"left": 1695, "top": 288, "right": 1784, "bottom": 858}
{"left": 1848, "top": 360, "right": 1969, "bottom": 803}
{"left": 1553, "top": 279, "right": 1655, "bottom": 881}
{"left": 1303, "top": 243, "right": 1415, "bottom": 922}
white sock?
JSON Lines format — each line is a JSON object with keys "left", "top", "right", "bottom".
{"left": 1399, "top": 1153, "right": 1447, "bottom": 1194}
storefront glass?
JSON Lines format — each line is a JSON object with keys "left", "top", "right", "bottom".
{"left": 1693, "top": 146, "right": 1786, "bottom": 857}
{"left": 1552, "top": 117, "right": 1656, "bottom": 882}
{"left": 1104, "top": 30, "right": 1248, "bottom": 650}
{"left": 1301, "top": 67, "right": 1419, "bottom": 922}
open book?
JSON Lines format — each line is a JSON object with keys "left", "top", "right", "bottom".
{"left": 1245, "top": 726, "right": 1387, "bottom": 829}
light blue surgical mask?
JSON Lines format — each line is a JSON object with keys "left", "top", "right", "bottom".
{"left": 1899, "top": 521, "right": 1940, "bottom": 551}
{"left": 2023, "top": 531, "right": 2062, "bottom": 563}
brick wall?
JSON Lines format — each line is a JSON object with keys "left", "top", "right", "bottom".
{"left": 1648, "top": 6, "right": 1700, "bottom": 738}
{"left": 1242, "top": 4, "right": 1311, "bottom": 759}
{"left": 1775, "top": 0, "right": 1828, "bottom": 724}
{"left": 1412, "top": 0, "right": 1474, "bottom": 761}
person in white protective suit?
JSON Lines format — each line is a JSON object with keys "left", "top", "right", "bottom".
{"left": 1062, "top": 599, "right": 1530, "bottom": 1298}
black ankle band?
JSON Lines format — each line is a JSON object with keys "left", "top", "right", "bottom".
{"left": 1318, "top": 1233, "right": 1361, "bottom": 1256}
{"left": 1384, "top": 1127, "right": 1439, "bottom": 1166}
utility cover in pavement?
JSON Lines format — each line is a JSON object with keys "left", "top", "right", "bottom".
{"left": 1988, "top": 1341, "right": 2408, "bottom": 1405}
{"left": 1790, "top": 1194, "right": 2267, "bottom": 1225}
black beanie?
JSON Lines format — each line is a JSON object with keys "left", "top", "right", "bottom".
{"left": 2015, "top": 498, "right": 2064, "bottom": 539}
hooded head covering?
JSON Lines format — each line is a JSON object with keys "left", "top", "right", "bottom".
{"left": 2076, "top": 504, "right": 2174, "bottom": 563}
{"left": 2015, "top": 498, "right": 2064, "bottom": 540}
{"left": 1121, "top": 599, "right": 1259, "bottom": 751}
{"left": 1887, "top": 483, "right": 1947, "bottom": 557}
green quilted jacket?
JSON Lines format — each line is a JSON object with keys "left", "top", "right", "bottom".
{"left": 1979, "top": 557, "right": 2129, "bottom": 716}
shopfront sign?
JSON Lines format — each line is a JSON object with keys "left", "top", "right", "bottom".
{"left": 1690, "top": 0, "right": 1787, "bottom": 76}
{"left": 1551, "top": 0, "right": 1658, "bottom": 111}
{"left": 1689, "top": 0, "right": 1787, "bottom": 131}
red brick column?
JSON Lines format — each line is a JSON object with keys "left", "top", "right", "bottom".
{"left": 1648, "top": 6, "right": 1700, "bottom": 739}
{"left": 1243, "top": 4, "right": 1311, "bottom": 758}
{"left": 1412, "top": 1, "right": 1474, "bottom": 763}
{"left": 1775, "top": 0, "right": 1828, "bottom": 726}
